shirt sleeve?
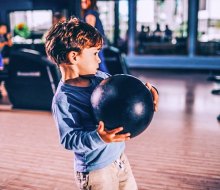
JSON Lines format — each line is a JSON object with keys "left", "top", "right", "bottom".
{"left": 95, "top": 70, "right": 111, "bottom": 79}
{"left": 52, "top": 100, "right": 106, "bottom": 153}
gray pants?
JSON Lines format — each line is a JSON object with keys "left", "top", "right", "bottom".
{"left": 74, "top": 153, "right": 138, "bottom": 190}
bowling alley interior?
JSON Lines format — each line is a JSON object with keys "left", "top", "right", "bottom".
{"left": 0, "top": 0, "right": 220, "bottom": 189}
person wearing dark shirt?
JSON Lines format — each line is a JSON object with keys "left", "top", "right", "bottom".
{"left": 138, "top": 25, "right": 147, "bottom": 42}
{"left": 81, "top": 0, "right": 108, "bottom": 73}
{"left": 0, "top": 23, "right": 12, "bottom": 98}
{"left": 153, "top": 23, "right": 162, "bottom": 37}
{"left": 153, "top": 23, "right": 162, "bottom": 42}
{"left": 164, "top": 24, "right": 172, "bottom": 41}
{"left": 0, "top": 23, "right": 12, "bottom": 70}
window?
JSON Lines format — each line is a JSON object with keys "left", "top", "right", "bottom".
{"left": 97, "top": 1, "right": 115, "bottom": 43}
{"left": 9, "top": 10, "right": 52, "bottom": 43}
{"left": 197, "top": 0, "right": 220, "bottom": 56}
{"left": 97, "top": 0, "right": 128, "bottom": 53}
{"left": 136, "top": 0, "right": 188, "bottom": 55}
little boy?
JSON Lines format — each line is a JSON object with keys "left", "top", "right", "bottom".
{"left": 45, "top": 17, "right": 158, "bottom": 190}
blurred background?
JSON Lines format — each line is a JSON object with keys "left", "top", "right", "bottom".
{"left": 0, "top": 0, "right": 220, "bottom": 190}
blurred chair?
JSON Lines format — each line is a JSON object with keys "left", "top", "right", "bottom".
{"left": 5, "top": 49, "right": 60, "bottom": 110}
{"left": 103, "top": 46, "right": 130, "bottom": 75}
{"left": 0, "top": 69, "right": 8, "bottom": 82}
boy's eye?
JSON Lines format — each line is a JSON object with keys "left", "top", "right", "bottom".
{"left": 94, "top": 52, "right": 99, "bottom": 55}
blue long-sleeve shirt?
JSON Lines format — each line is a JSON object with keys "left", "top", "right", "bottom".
{"left": 52, "top": 71, "right": 125, "bottom": 172}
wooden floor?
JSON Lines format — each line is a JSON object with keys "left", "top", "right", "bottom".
{"left": 0, "top": 69, "right": 220, "bottom": 190}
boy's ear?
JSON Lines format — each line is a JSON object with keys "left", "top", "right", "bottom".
{"left": 67, "top": 51, "right": 78, "bottom": 64}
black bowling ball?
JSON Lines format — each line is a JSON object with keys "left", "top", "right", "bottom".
{"left": 91, "top": 74, "right": 154, "bottom": 138}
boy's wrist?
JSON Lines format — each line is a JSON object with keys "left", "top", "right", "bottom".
{"left": 93, "top": 130, "right": 107, "bottom": 145}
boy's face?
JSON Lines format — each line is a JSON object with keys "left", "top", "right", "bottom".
{"left": 76, "top": 47, "right": 101, "bottom": 76}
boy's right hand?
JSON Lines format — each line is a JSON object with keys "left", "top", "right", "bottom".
{"left": 97, "top": 121, "right": 131, "bottom": 143}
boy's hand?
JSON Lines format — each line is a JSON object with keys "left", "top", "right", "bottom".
{"left": 97, "top": 121, "right": 131, "bottom": 143}
{"left": 145, "top": 82, "right": 159, "bottom": 112}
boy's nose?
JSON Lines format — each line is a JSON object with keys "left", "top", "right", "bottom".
{"left": 97, "top": 57, "right": 101, "bottom": 64}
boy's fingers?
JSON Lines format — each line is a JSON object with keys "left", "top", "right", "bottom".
{"left": 98, "top": 121, "right": 104, "bottom": 132}
{"left": 154, "top": 100, "right": 158, "bottom": 112}
{"left": 113, "top": 133, "right": 131, "bottom": 142}
{"left": 108, "top": 127, "right": 124, "bottom": 134}
{"left": 151, "top": 88, "right": 158, "bottom": 98}
{"left": 115, "top": 132, "right": 131, "bottom": 139}
{"left": 145, "top": 82, "right": 152, "bottom": 90}
{"left": 113, "top": 138, "right": 130, "bottom": 142}
{"left": 145, "top": 82, "right": 159, "bottom": 106}
{"left": 151, "top": 87, "right": 159, "bottom": 112}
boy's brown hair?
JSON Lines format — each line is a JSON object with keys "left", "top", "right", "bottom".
{"left": 45, "top": 17, "right": 103, "bottom": 65}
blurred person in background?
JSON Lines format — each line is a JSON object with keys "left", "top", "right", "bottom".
{"left": 164, "top": 24, "right": 173, "bottom": 42}
{"left": 52, "top": 12, "right": 67, "bottom": 25}
{"left": 81, "top": 0, "right": 109, "bottom": 73}
{"left": 0, "top": 22, "right": 12, "bottom": 70}
{"left": 0, "top": 22, "right": 13, "bottom": 99}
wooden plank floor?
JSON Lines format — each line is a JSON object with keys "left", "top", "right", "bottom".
{"left": 0, "top": 69, "right": 220, "bottom": 190}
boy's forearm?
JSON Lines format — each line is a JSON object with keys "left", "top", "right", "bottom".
{"left": 60, "top": 129, "right": 106, "bottom": 152}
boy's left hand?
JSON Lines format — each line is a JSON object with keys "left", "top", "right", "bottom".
{"left": 145, "top": 82, "right": 159, "bottom": 112}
